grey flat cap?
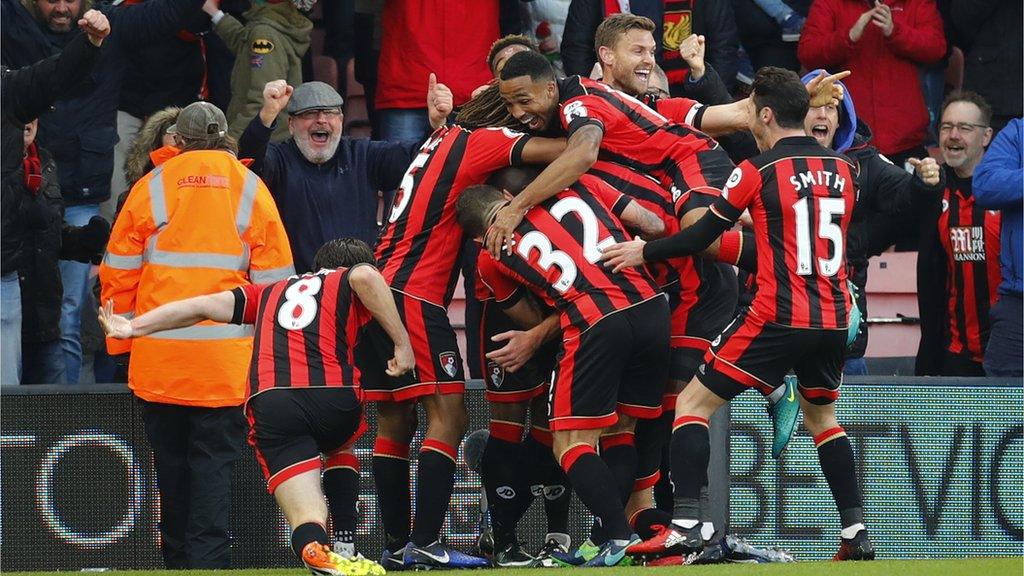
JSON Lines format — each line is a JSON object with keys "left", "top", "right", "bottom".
{"left": 287, "top": 81, "right": 344, "bottom": 115}
{"left": 167, "top": 101, "right": 227, "bottom": 140}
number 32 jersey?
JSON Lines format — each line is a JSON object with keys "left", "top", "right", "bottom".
{"left": 711, "top": 136, "right": 855, "bottom": 330}
{"left": 479, "top": 179, "right": 662, "bottom": 341}
{"left": 230, "top": 266, "right": 373, "bottom": 399}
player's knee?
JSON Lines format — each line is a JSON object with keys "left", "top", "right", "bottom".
{"left": 801, "top": 405, "right": 839, "bottom": 436}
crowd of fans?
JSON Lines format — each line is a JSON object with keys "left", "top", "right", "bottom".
{"left": 1, "top": 0, "right": 1019, "bottom": 385}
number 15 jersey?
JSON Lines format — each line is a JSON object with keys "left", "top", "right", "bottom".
{"left": 711, "top": 136, "right": 856, "bottom": 330}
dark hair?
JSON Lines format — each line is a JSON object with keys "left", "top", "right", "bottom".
{"left": 455, "top": 185, "right": 506, "bottom": 239}
{"left": 487, "top": 34, "right": 537, "bottom": 75}
{"left": 313, "top": 238, "right": 376, "bottom": 271}
{"left": 751, "top": 67, "right": 809, "bottom": 129}
{"left": 941, "top": 90, "right": 992, "bottom": 126}
{"left": 594, "top": 13, "right": 655, "bottom": 52}
{"left": 455, "top": 84, "right": 519, "bottom": 129}
{"left": 487, "top": 166, "right": 540, "bottom": 195}
{"left": 499, "top": 50, "right": 555, "bottom": 83}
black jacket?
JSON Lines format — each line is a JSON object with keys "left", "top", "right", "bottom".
{"left": 1, "top": 0, "right": 204, "bottom": 206}
{"left": 1, "top": 32, "right": 99, "bottom": 275}
{"left": 731, "top": 0, "right": 809, "bottom": 71}
{"left": 118, "top": 7, "right": 210, "bottom": 119}
{"left": 843, "top": 121, "right": 916, "bottom": 358}
{"left": 561, "top": 0, "right": 739, "bottom": 92}
{"left": 950, "top": 0, "right": 1022, "bottom": 123}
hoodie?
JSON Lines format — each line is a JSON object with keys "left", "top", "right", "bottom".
{"left": 214, "top": 2, "right": 312, "bottom": 142}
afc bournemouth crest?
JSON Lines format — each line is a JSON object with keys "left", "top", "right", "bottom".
{"left": 439, "top": 352, "right": 459, "bottom": 378}
{"left": 487, "top": 360, "right": 505, "bottom": 388}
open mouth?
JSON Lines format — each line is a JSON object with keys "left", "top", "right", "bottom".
{"left": 634, "top": 69, "right": 651, "bottom": 84}
{"left": 51, "top": 14, "right": 71, "bottom": 25}
{"left": 811, "top": 124, "right": 830, "bottom": 138}
{"left": 519, "top": 115, "right": 543, "bottom": 131}
{"left": 310, "top": 130, "right": 330, "bottom": 144}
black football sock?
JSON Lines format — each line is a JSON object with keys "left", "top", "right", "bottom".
{"left": 483, "top": 420, "right": 526, "bottom": 549}
{"left": 560, "top": 444, "right": 633, "bottom": 542}
{"left": 372, "top": 437, "right": 411, "bottom": 553}
{"left": 669, "top": 416, "right": 710, "bottom": 525}
{"left": 411, "top": 439, "right": 458, "bottom": 547}
{"left": 291, "top": 522, "right": 329, "bottom": 558}
{"left": 630, "top": 507, "right": 673, "bottom": 540}
{"left": 542, "top": 465, "right": 572, "bottom": 536}
{"left": 814, "top": 426, "right": 865, "bottom": 534}
{"left": 600, "top": 431, "right": 639, "bottom": 506}
{"left": 323, "top": 452, "right": 360, "bottom": 545}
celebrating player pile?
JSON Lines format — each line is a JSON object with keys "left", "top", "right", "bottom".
{"left": 98, "top": 20, "right": 873, "bottom": 573}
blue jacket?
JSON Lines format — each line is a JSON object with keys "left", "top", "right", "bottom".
{"left": 0, "top": 0, "right": 203, "bottom": 206}
{"left": 973, "top": 118, "right": 1023, "bottom": 295}
{"left": 239, "top": 117, "right": 419, "bottom": 273}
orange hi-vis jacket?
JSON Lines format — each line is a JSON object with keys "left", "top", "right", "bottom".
{"left": 100, "top": 149, "right": 294, "bottom": 407}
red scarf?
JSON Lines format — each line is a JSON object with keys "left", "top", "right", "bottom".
{"left": 23, "top": 142, "right": 42, "bottom": 195}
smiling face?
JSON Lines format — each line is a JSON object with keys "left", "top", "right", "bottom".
{"left": 288, "top": 108, "right": 343, "bottom": 164}
{"left": 35, "top": 0, "right": 79, "bottom": 32}
{"left": 939, "top": 101, "right": 992, "bottom": 175}
{"left": 499, "top": 75, "right": 558, "bottom": 133}
{"left": 804, "top": 102, "right": 840, "bottom": 149}
{"left": 599, "top": 28, "right": 656, "bottom": 96}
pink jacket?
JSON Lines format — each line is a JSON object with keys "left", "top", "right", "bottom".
{"left": 798, "top": 0, "right": 946, "bottom": 155}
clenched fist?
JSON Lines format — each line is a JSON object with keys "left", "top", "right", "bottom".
{"left": 78, "top": 9, "right": 110, "bottom": 47}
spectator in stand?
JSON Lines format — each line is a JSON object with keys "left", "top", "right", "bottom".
{"left": 100, "top": 101, "right": 294, "bottom": 568}
{"left": 2, "top": 0, "right": 205, "bottom": 385}
{"left": 973, "top": 119, "right": 1023, "bottom": 377}
{"left": 562, "top": 0, "right": 739, "bottom": 94}
{"left": 797, "top": 0, "right": 946, "bottom": 167}
{"left": 375, "top": 0, "right": 500, "bottom": 143}
{"left": 239, "top": 79, "right": 452, "bottom": 272}
{"left": 1, "top": 11, "right": 109, "bottom": 385}
{"left": 732, "top": 0, "right": 808, "bottom": 74}
{"left": 950, "top": 0, "right": 1022, "bottom": 134}
{"left": 108, "top": 5, "right": 209, "bottom": 223}
{"left": 353, "top": 0, "right": 384, "bottom": 137}
{"left": 914, "top": 92, "right": 999, "bottom": 377}
{"left": 20, "top": 120, "right": 109, "bottom": 385}
{"left": 203, "top": 0, "right": 312, "bottom": 142}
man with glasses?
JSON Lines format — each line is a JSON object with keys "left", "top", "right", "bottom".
{"left": 912, "top": 91, "right": 1001, "bottom": 376}
{"left": 237, "top": 80, "right": 442, "bottom": 273}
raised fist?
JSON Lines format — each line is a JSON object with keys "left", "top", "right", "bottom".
{"left": 78, "top": 9, "right": 110, "bottom": 47}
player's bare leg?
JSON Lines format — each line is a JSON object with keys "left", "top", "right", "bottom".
{"left": 276, "top": 469, "right": 384, "bottom": 576}
{"left": 801, "top": 397, "right": 874, "bottom": 560}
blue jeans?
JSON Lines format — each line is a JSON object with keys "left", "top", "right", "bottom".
{"left": 843, "top": 356, "right": 868, "bottom": 376}
{"left": 1, "top": 273, "right": 22, "bottom": 384}
{"left": 984, "top": 293, "right": 1023, "bottom": 377}
{"left": 22, "top": 339, "right": 66, "bottom": 384}
{"left": 377, "top": 108, "right": 432, "bottom": 144}
{"left": 920, "top": 65, "right": 946, "bottom": 147}
{"left": 751, "top": 0, "right": 793, "bottom": 22}
{"left": 58, "top": 203, "right": 100, "bottom": 384}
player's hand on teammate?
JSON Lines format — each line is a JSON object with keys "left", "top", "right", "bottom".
{"left": 678, "top": 34, "right": 706, "bottom": 79}
{"left": 806, "top": 70, "right": 850, "bottom": 108}
{"left": 98, "top": 299, "right": 133, "bottom": 339}
{"left": 79, "top": 9, "right": 110, "bottom": 47}
{"left": 486, "top": 330, "right": 541, "bottom": 373}
{"left": 908, "top": 157, "right": 942, "bottom": 187}
{"left": 600, "top": 238, "right": 647, "bottom": 273}
{"left": 260, "top": 80, "right": 293, "bottom": 127}
{"left": 387, "top": 342, "right": 416, "bottom": 377}
{"left": 485, "top": 205, "right": 527, "bottom": 257}
{"left": 428, "top": 73, "right": 454, "bottom": 130}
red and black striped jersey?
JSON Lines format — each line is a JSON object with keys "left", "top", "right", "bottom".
{"left": 478, "top": 182, "right": 661, "bottom": 339}
{"left": 557, "top": 76, "right": 733, "bottom": 193}
{"left": 712, "top": 136, "right": 855, "bottom": 329}
{"left": 231, "top": 266, "right": 372, "bottom": 399}
{"left": 937, "top": 171, "right": 1001, "bottom": 362}
{"left": 375, "top": 124, "right": 531, "bottom": 308}
{"left": 643, "top": 94, "right": 706, "bottom": 131}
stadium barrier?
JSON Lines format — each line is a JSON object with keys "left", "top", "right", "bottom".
{"left": 1, "top": 377, "right": 1020, "bottom": 571}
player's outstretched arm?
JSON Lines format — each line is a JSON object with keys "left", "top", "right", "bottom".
{"left": 347, "top": 265, "right": 415, "bottom": 377}
{"left": 486, "top": 124, "right": 603, "bottom": 255}
{"left": 98, "top": 293, "right": 235, "bottom": 339}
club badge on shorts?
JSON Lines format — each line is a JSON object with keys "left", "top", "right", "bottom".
{"left": 439, "top": 352, "right": 459, "bottom": 378}
{"left": 487, "top": 360, "right": 504, "bottom": 388}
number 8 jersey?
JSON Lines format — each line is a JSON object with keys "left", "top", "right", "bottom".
{"left": 479, "top": 177, "right": 662, "bottom": 341}
{"left": 712, "top": 136, "right": 856, "bottom": 329}
{"left": 230, "top": 266, "right": 373, "bottom": 400}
